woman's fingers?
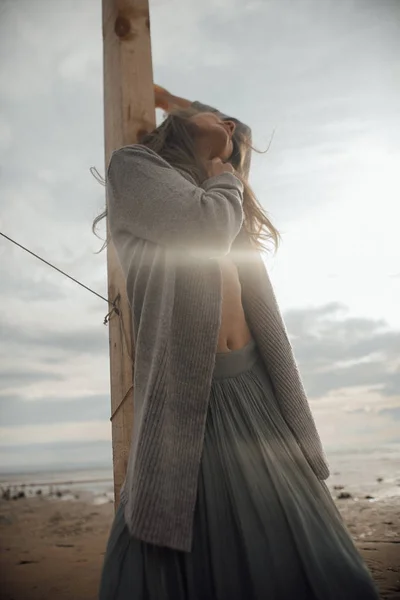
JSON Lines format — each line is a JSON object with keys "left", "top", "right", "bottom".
{"left": 154, "top": 84, "right": 170, "bottom": 95}
{"left": 154, "top": 86, "right": 192, "bottom": 112}
{"left": 154, "top": 84, "right": 171, "bottom": 109}
{"left": 206, "top": 158, "right": 235, "bottom": 178}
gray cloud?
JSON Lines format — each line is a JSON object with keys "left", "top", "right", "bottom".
{"left": 0, "top": 368, "right": 64, "bottom": 387}
{"left": 0, "top": 262, "right": 66, "bottom": 302}
{"left": 378, "top": 407, "right": 400, "bottom": 421}
{"left": 304, "top": 361, "right": 399, "bottom": 400}
{"left": 0, "top": 317, "right": 109, "bottom": 357}
{"left": 287, "top": 303, "right": 400, "bottom": 398}
{"left": 0, "top": 393, "right": 110, "bottom": 427}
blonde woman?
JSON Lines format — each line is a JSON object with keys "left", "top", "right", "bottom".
{"left": 97, "top": 85, "right": 379, "bottom": 600}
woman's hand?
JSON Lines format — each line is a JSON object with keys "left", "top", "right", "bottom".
{"left": 154, "top": 84, "right": 192, "bottom": 112}
{"left": 206, "top": 158, "right": 235, "bottom": 178}
{"left": 154, "top": 84, "right": 171, "bottom": 110}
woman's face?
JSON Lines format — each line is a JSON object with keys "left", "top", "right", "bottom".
{"left": 190, "top": 112, "right": 236, "bottom": 162}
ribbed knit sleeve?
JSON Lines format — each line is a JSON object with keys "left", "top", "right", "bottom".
{"left": 107, "top": 145, "right": 244, "bottom": 257}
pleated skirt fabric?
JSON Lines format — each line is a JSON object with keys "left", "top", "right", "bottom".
{"left": 99, "top": 340, "right": 379, "bottom": 600}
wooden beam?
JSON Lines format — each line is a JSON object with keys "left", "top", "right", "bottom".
{"left": 102, "top": 0, "right": 155, "bottom": 507}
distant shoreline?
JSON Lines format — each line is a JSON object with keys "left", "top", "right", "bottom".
{"left": 0, "top": 477, "right": 113, "bottom": 488}
{"left": 1, "top": 443, "right": 399, "bottom": 516}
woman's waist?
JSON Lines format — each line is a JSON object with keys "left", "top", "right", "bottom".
{"left": 213, "top": 338, "right": 259, "bottom": 380}
{"left": 216, "top": 316, "right": 253, "bottom": 353}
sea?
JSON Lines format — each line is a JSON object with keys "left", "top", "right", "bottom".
{"left": 0, "top": 466, "right": 115, "bottom": 505}
{"left": 1, "top": 445, "right": 399, "bottom": 505}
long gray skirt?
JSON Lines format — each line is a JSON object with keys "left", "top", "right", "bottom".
{"left": 99, "top": 341, "right": 379, "bottom": 599}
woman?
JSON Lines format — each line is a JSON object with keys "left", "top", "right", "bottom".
{"left": 97, "top": 85, "right": 379, "bottom": 599}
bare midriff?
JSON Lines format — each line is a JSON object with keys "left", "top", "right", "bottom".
{"left": 216, "top": 256, "right": 253, "bottom": 353}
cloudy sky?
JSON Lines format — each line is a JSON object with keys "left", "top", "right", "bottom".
{"left": 0, "top": 0, "right": 399, "bottom": 473}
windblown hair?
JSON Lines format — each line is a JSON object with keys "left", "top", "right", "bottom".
{"left": 93, "top": 108, "right": 280, "bottom": 252}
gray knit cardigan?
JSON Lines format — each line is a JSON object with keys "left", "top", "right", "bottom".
{"left": 106, "top": 102, "right": 329, "bottom": 553}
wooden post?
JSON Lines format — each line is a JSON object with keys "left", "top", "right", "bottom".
{"left": 102, "top": 0, "right": 155, "bottom": 507}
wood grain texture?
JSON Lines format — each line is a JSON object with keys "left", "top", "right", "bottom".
{"left": 102, "top": 0, "right": 155, "bottom": 507}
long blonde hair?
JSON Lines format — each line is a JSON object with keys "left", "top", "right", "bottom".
{"left": 93, "top": 108, "right": 280, "bottom": 252}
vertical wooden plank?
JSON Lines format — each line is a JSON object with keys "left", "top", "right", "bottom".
{"left": 102, "top": 0, "right": 155, "bottom": 507}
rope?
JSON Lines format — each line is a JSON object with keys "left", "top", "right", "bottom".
{"left": 110, "top": 383, "right": 134, "bottom": 422}
{"left": 1, "top": 230, "right": 135, "bottom": 419}
{"left": 0, "top": 231, "right": 113, "bottom": 307}
{"left": 109, "top": 293, "right": 135, "bottom": 422}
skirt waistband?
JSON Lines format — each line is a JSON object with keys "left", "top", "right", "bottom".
{"left": 213, "top": 339, "right": 259, "bottom": 380}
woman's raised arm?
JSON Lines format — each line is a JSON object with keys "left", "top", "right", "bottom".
{"left": 154, "top": 85, "right": 252, "bottom": 178}
{"left": 107, "top": 144, "right": 244, "bottom": 257}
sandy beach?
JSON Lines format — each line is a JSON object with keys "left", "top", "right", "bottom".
{"left": 1, "top": 491, "right": 399, "bottom": 600}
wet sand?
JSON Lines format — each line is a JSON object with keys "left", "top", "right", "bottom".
{"left": 0, "top": 495, "right": 399, "bottom": 600}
